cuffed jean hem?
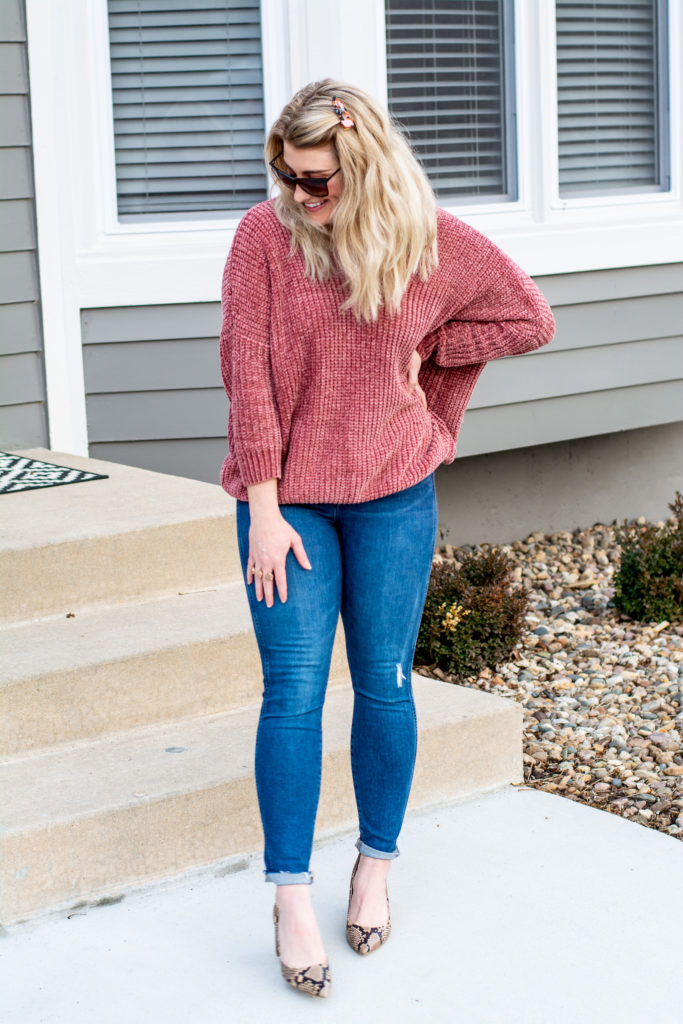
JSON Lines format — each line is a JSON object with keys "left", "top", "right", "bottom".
{"left": 264, "top": 870, "right": 314, "bottom": 885}
{"left": 355, "top": 838, "right": 400, "bottom": 860}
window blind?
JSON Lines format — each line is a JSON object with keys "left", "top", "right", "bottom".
{"left": 385, "top": 0, "right": 516, "bottom": 200}
{"left": 556, "top": 0, "right": 670, "bottom": 195}
{"left": 107, "top": 0, "right": 268, "bottom": 217}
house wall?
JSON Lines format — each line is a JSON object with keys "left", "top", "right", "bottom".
{"left": 0, "top": 0, "right": 47, "bottom": 450}
{"left": 437, "top": 421, "right": 683, "bottom": 545}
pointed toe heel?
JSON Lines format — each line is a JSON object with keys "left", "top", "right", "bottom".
{"left": 273, "top": 904, "right": 332, "bottom": 998}
{"left": 345, "top": 853, "right": 392, "bottom": 956}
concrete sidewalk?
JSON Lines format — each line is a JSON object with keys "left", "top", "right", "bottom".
{"left": 2, "top": 786, "right": 681, "bottom": 1024}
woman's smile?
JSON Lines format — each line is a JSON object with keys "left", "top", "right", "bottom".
{"left": 302, "top": 198, "right": 329, "bottom": 215}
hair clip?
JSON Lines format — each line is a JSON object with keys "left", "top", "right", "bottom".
{"left": 332, "top": 96, "right": 355, "bottom": 129}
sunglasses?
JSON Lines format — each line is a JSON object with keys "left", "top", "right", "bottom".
{"left": 269, "top": 150, "right": 341, "bottom": 198}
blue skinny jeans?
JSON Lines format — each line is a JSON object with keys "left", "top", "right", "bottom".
{"left": 235, "top": 471, "right": 438, "bottom": 884}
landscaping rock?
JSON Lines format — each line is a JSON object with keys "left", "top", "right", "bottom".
{"left": 420, "top": 520, "right": 683, "bottom": 840}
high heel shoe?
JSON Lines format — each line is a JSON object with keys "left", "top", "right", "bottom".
{"left": 345, "top": 853, "right": 392, "bottom": 955}
{"left": 273, "top": 903, "right": 332, "bottom": 998}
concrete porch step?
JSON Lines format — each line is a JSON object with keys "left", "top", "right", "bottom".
{"left": 0, "top": 675, "right": 522, "bottom": 926}
{"left": 0, "top": 583, "right": 351, "bottom": 759}
{"left": 2, "top": 449, "right": 240, "bottom": 624}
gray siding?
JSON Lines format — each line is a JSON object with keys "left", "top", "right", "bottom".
{"left": 82, "top": 303, "right": 225, "bottom": 483}
{"left": 0, "top": 0, "right": 48, "bottom": 450}
{"left": 458, "top": 270, "right": 683, "bottom": 456}
{"left": 82, "top": 260, "right": 682, "bottom": 485}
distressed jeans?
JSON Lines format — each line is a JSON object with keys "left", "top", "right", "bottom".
{"left": 235, "top": 471, "right": 438, "bottom": 884}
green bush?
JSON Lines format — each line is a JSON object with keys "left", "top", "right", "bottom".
{"left": 415, "top": 545, "right": 530, "bottom": 682}
{"left": 613, "top": 491, "right": 683, "bottom": 623}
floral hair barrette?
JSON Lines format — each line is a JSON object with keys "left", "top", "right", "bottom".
{"left": 332, "top": 96, "right": 355, "bottom": 129}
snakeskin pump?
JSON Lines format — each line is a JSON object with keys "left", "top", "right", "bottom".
{"left": 273, "top": 903, "right": 332, "bottom": 998}
{"left": 345, "top": 852, "right": 392, "bottom": 955}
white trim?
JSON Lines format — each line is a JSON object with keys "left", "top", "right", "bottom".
{"left": 666, "top": 0, "right": 682, "bottom": 198}
{"left": 282, "top": 0, "right": 389, "bottom": 101}
{"left": 261, "top": 0, "right": 293, "bottom": 136}
{"left": 70, "top": 218, "right": 683, "bottom": 307}
{"left": 535, "top": 0, "right": 561, "bottom": 218}
{"left": 511, "top": 0, "right": 541, "bottom": 220}
{"left": 372, "top": 0, "right": 389, "bottom": 103}
{"left": 89, "top": 0, "right": 119, "bottom": 244}
{"left": 25, "top": 0, "right": 88, "bottom": 456}
{"left": 286, "top": 0, "right": 314, "bottom": 92}
{"left": 338, "top": 0, "right": 388, "bottom": 101}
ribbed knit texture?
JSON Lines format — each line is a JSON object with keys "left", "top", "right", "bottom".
{"left": 219, "top": 200, "right": 555, "bottom": 504}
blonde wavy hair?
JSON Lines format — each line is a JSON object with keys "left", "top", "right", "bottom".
{"left": 265, "top": 79, "right": 438, "bottom": 322}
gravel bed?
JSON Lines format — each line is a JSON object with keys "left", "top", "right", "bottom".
{"left": 422, "top": 519, "right": 683, "bottom": 840}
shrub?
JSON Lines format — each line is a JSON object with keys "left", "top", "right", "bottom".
{"left": 415, "top": 545, "right": 530, "bottom": 682}
{"left": 613, "top": 491, "right": 683, "bottom": 623}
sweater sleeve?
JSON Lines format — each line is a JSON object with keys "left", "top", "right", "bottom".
{"left": 219, "top": 213, "right": 283, "bottom": 486}
{"left": 415, "top": 219, "right": 555, "bottom": 367}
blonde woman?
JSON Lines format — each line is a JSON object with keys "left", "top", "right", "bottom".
{"left": 219, "top": 79, "right": 555, "bottom": 998}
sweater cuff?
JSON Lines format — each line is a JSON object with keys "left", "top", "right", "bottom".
{"left": 238, "top": 447, "right": 282, "bottom": 487}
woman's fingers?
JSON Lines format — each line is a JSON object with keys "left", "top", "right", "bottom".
{"left": 408, "top": 350, "right": 427, "bottom": 410}
{"left": 408, "top": 349, "right": 422, "bottom": 384}
{"left": 291, "top": 533, "right": 312, "bottom": 571}
{"left": 262, "top": 572, "right": 275, "bottom": 607}
{"left": 247, "top": 560, "right": 285, "bottom": 607}
{"left": 251, "top": 565, "right": 271, "bottom": 605}
{"left": 247, "top": 525, "right": 312, "bottom": 608}
{"left": 274, "top": 564, "right": 287, "bottom": 605}
{"left": 408, "top": 376, "right": 428, "bottom": 412}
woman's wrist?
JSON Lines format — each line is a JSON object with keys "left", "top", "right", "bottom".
{"left": 247, "top": 478, "right": 281, "bottom": 519}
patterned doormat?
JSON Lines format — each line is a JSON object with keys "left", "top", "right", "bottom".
{"left": 0, "top": 452, "right": 109, "bottom": 494}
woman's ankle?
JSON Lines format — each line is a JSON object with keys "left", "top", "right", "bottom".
{"left": 275, "top": 882, "right": 314, "bottom": 906}
{"left": 274, "top": 884, "right": 327, "bottom": 966}
{"left": 357, "top": 854, "right": 391, "bottom": 877}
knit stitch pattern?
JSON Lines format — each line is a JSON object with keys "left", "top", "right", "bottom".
{"left": 219, "top": 201, "right": 555, "bottom": 504}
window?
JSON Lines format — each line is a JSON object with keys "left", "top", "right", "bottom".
{"left": 384, "top": 0, "right": 517, "bottom": 202}
{"left": 107, "top": 0, "right": 268, "bottom": 218}
{"left": 555, "top": 0, "right": 670, "bottom": 196}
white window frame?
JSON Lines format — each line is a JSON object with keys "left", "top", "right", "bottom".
{"left": 544, "top": 0, "right": 674, "bottom": 211}
{"left": 384, "top": 0, "right": 520, "bottom": 207}
{"left": 26, "top": 0, "right": 683, "bottom": 456}
{"left": 435, "top": 0, "right": 682, "bottom": 257}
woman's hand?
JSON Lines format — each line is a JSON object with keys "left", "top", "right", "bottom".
{"left": 408, "top": 350, "right": 428, "bottom": 412}
{"left": 247, "top": 509, "right": 312, "bottom": 607}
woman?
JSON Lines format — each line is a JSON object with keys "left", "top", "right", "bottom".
{"left": 219, "top": 79, "right": 555, "bottom": 998}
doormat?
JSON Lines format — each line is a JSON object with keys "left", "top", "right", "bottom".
{"left": 0, "top": 452, "right": 109, "bottom": 494}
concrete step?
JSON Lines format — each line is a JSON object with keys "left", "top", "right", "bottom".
{"left": 0, "top": 583, "right": 351, "bottom": 759}
{"left": 1, "top": 449, "right": 240, "bottom": 624}
{"left": 0, "top": 675, "right": 522, "bottom": 926}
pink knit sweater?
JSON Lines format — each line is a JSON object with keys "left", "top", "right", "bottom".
{"left": 219, "top": 200, "right": 555, "bottom": 504}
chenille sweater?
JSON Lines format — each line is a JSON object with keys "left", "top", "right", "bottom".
{"left": 219, "top": 200, "right": 555, "bottom": 504}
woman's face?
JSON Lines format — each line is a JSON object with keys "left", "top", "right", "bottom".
{"left": 281, "top": 141, "right": 344, "bottom": 226}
